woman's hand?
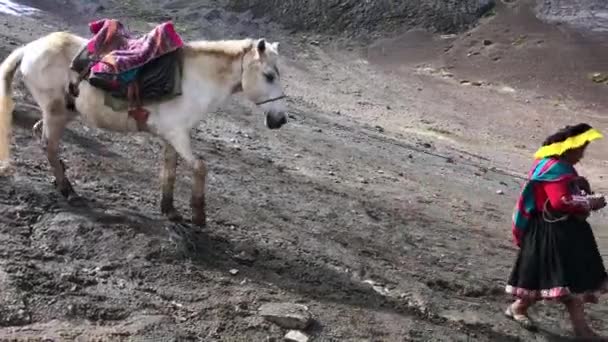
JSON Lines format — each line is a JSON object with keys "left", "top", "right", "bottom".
{"left": 588, "top": 195, "right": 607, "bottom": 211}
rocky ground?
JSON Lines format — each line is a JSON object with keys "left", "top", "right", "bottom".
{"left": 1, "top": 0, "right": 608, "bottom": 341}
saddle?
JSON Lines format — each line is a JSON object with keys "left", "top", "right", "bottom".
{"left": 69, "top": 19, "right": 185, "bottom": 130}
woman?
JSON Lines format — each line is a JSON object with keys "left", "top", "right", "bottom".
{"left": 506, "top": 123, "right": 608, "bottom": 338}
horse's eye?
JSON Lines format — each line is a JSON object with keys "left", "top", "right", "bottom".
{"left": 264, "top": 73, "right": 275, "bottom": 83}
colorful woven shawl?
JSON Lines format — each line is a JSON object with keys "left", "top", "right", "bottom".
{"left": 512, "top": 157, "right": 577, "bottom": 236}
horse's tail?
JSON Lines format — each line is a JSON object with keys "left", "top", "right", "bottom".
{"left": 0, "top": 45, "right": 25, "bottom": 168}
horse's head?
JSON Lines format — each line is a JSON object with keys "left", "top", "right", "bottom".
{"left": 241, "top": 39, "right": 287, "bottom": 130}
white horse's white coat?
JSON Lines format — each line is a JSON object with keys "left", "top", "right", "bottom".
{"left": 0, "top": 31, "right": 288, "bottom": 225}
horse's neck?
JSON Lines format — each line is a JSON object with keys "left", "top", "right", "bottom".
{"left": 181, "top": 52, "right": 241, "bottom": 106}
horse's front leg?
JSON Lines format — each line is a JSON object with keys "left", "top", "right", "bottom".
{"left": 160, "top": 141, "right": 182, "bottom": 221}
{"left": 190, "top": 159, "right": 207, "bottom": 226}
{"left": 165, "top": 131, "right": 207, "bottom": 227}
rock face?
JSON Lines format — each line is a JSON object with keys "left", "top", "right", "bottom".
{"left": 258, "top": 303, "right": 312, "bottom": 330}
{"left": 227, "top": 0, "right": 496, "bottom": 36}
{"left": 535, "top": 0, "right": 608, "bottom": 33}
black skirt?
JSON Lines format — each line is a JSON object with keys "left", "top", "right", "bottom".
{"left": 506, "top": 213, "right": 608, "bottom": 300}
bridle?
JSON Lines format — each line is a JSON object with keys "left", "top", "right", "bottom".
{"left": 232, "top": 48, "right": 288, "bottom": 107}
{"left": 255, "top": 95, "right": 286, "bottom": 106}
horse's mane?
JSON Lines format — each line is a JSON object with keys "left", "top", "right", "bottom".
{"left": 184, "top": 39, "right": 254, "bottom": 58}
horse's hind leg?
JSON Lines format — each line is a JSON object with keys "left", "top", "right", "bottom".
{"left": 41, "top": 100, "right": 80, "bottom": 204}
{"left": 160, "top": 141, "right": 182, "bottom": 221}
{"left": 164, "top": 130, "right": 207, "bottom": 227}
{"left": 33, "top": 93, "right": 77, "bottom": 145}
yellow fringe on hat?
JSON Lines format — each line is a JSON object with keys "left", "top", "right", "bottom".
{"left": 534, "top": 128, "right": 603, "bottom": 159}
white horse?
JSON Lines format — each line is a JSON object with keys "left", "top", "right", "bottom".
{"left": 0, "top": 31, "right": 288, "bottom": 226}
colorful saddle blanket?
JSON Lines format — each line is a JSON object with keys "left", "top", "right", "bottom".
{"left": 70, "top": 18, "right": 184, "bottom": 101}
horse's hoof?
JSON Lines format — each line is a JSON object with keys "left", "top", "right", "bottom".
{"left": 192, "top": 214, "right": 206, "bottom": 227}
{"left": 0, "top": 161, "right": 13, "bottom": 177}
{"left": 165, "top": 210, "right": 183, "bottom": 222}
{"left": 161, "top": 202, "right": 183, "bottom": 222}
{"left": 67, "top": 194, "right": 87, "bottom": 207}
{"left": 32, "top": 120, "right": 43, "bottom": 139}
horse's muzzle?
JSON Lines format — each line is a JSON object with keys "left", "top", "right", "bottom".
{"left": 266, "top": 111, "right": 287, "bottom": 130}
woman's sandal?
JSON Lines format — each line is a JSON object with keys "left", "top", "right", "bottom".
{"left": 505, "top": 305, "right": 538, "bottom": 332}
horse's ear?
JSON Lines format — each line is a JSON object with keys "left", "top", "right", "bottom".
{"left": 257, "top": 39, "right": 266, "bottom": 53}
{"left": 271, "top": 42, "right": 279, "bottom": 53}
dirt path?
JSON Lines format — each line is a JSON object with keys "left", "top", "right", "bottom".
{"left": 1, "top": 0, "right": 608, "bottom": 341}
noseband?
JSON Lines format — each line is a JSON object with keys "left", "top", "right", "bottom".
{"left": 255, "top": 95, "right": 286, "bottom": 106}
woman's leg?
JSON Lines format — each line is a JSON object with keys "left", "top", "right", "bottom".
{"left": 563, "top": 296, "right": 598, "bottom": 337}
{"left": 512, "top": 297, "right": 534, "bottom": 315}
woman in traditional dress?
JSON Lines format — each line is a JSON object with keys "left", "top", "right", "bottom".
{"left": 506, "top": 123, "right": 608, "bottom": 338}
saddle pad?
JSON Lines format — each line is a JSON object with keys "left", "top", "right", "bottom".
{"left": 87, "top": 18, "right": 184, "bottom": 76}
